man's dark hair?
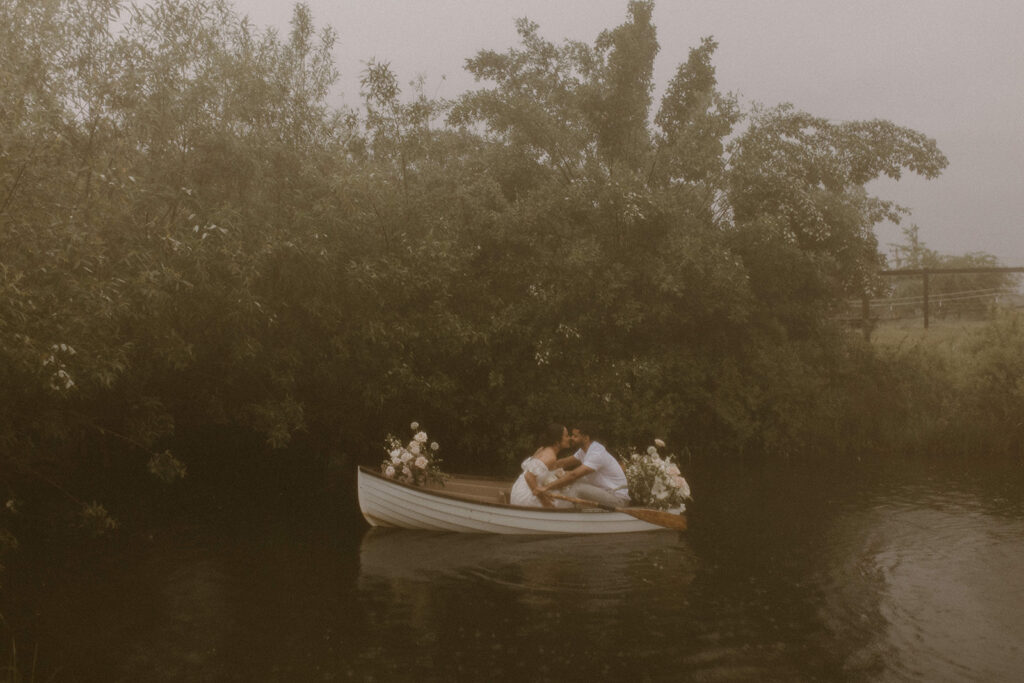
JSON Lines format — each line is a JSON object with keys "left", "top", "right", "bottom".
{"left": 570, "top": 421, "right": 599, "bottom": 440}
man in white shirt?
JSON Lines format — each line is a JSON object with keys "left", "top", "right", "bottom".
{"left": 536, "top": 423, "right": 630, "bottom": 507}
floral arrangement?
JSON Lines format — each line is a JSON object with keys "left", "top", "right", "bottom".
{"left": 380, "top": 421, "right": 446, "bottom": 486}
{"left": 623, "top": 438, "right": 691, "bottom": 510}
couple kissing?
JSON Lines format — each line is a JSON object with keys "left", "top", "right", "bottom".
{"left": 509, "top": 422, "right": 629, "bottom": 509}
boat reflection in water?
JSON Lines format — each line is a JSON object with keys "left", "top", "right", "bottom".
{"left": 358, "top": 526, "right": 695, "bottom": 605}
{"left": 354, "top": 529, "right": 697, "bottom": 678}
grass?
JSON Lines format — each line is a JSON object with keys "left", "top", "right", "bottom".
{"left": 869, "top": 317, "right": 989, "bottom": 352}
{"left": 2, "top": 637, "right": 39, "bottom": 683}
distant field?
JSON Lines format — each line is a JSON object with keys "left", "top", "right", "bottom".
{"left": 868, "top": 318, "right": 990, "bottom": 350}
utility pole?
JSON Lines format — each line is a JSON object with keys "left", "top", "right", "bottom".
{"left": 922, "top": 270, "right": 930, "bottom": 329}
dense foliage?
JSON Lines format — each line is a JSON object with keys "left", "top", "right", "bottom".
{"left": 5, "top": 0, "right": 1021, "bottom": 564}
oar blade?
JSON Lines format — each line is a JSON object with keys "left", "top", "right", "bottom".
{"left": 623, "top": 507, "right": 688, "bottom": 531}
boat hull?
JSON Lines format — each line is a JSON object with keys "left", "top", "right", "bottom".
{"left": 357, "top": 467, "right": 684, "bottom": 534}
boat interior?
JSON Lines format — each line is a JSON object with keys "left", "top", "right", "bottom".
{"left": 424, "top": 475, "right": 512, "bottom": 505}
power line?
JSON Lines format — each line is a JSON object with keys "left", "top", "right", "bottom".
{"left": 845, "top": 287, "right": 1010, "bottom": 308}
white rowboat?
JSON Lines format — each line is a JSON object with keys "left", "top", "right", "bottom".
{"left": 357, "top": 466, "right": 686, "bottom": 534}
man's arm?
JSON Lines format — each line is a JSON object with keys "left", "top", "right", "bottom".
{"left": 552, "top": 454, "right": 581, "bottom": 471}
{"left": 537, "top": 465, "right": 592, "bottom": 493}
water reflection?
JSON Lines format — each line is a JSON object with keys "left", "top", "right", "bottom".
{"left": 359, "top": 528, "right": 694, "bottom": 589}
{"left": 799, "top": 472, "right": 1024, "bottom": 682}
{"left": 9, "top": 457, "right": 1024, "bottom": 681}
{"left": 120, "top": 556, "right": 233, "bottom": 681}
{"left": 25, "top": 527, "right": 239, "bottom": 682}
{"left": 355, "top": 529, "right": 699, "bottom": 680}
{"left": 859, "top": 500, "right": 1024, "bottom": 681}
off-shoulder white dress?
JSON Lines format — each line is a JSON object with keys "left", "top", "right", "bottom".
{"left": 509, "top": 457, "right": 572, "bottom": 508}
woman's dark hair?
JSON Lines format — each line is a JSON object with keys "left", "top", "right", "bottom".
{"left": 538, "top": 423, "right": 566, "bottom": 448}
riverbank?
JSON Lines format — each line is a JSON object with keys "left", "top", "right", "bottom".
{"left": 860, "top": 310, "right": 1024, "bottom": 460}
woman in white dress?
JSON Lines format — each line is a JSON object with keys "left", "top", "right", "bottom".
{"left": 509, "top": 423, "right": 573, "bottom": 508}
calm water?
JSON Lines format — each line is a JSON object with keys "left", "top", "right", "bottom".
{"left": 9, "top": 456, "right": 1024, "bottom": 681}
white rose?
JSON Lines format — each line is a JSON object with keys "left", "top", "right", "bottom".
{"left": 401, "top": 451, "right": 413, "bottom": 463}
{"left": 654, "top": 438, "right": 666, "bottom": 448}
{"left": 410, "top": 421, "right": 419, "bottom": 430}
{"left": 667, "top": 464, "right": 680, "bottom": 476}
{"left": 385, "top": 465, "right": 395, "bottom": 478}
{"left": 408, "top": 441, "right": 421, "bottom": 454}
{"left": 430, "top": 442, "right": 439, "bottom": 451}
{"left": 414, "top": 456, "right": 428, "bottom": 469}
{"left": 414, "top": 431, "right": 428, "bottom": 443}
{"left": 647, "top": 446, "right": 657, "bottom": 455}
{"left": 402, "top": 466, "right": 412, "bottom": 477}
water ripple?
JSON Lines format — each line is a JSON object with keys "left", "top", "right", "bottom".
{"left": 358, "top": 528, "right": 695, "bottom": 596}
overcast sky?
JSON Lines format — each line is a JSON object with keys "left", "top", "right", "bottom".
{"left": 231, "top": 0, "right": 1024, "bottom": 265}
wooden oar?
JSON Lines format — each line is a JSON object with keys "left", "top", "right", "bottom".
{"left": 546, "top": 493, "right": 687, "bottom": 531}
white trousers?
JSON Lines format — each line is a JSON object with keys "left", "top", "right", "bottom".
{"left": 568, "top": 483, "right": 630, "bottom": 508}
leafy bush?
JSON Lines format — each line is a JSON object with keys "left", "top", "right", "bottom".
{"left": 0, "top": 0, "right": 971, "bottom": 541}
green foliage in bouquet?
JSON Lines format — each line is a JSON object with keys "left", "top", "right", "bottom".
{"left": 380, "top": 422, "right": 447, "bottom": 487}
{"left": 624, "top": 440, "right": 691, "bottom": 510}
